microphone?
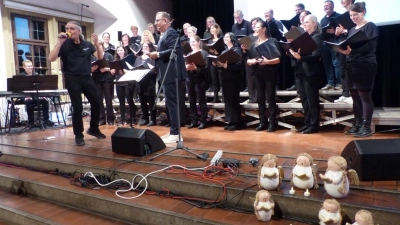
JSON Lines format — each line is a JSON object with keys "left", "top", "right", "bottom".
{"left": 80, "top": 3, "right": 89, "bottom": 8}
{"left": 58, "top": 32, "right": 71, "bottom": 39}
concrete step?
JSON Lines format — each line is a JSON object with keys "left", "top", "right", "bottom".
{"left": 0, "top": 187, "right": 131, "bottom": 225}
{"left": 0, "top": 165, "right": 311, "bottom": 225}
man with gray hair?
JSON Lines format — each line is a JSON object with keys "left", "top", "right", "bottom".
{"left": 264, "top": 8, "right": 284, "bottom": 41}
{"left": 49, "top": 21, "right": 105, "bottom": 146}
{"left": 232, "top": 9, "right": 253, "bottom": 36}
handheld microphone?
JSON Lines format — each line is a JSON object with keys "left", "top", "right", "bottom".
{"left": 58, "top": 32, "right": 71, "bottom": 39}
{"left": 80, "top": 3, "right": 89, "bottom": 8}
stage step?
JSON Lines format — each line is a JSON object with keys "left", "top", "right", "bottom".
{"left": 0, "top": 165, "right": 310, "bottom": 225}
{"left": 0, "top": 134, "right": 400, "bottom": 224}
{"left": 0, "top": 187, "right": 131, "bottom": 225}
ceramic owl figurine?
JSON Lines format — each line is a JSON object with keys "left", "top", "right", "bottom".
{"left": 258, "top": 154, "right": 284, "bottom": 190}
{"left": 291, "top": 153, "right": 319, "bottom": 190}
{"left": 345, "top": 210, "right": 374, "bottom": 225}
{"left": 253, "top": 190, "right": 275, "bottom": 222}
{"left": 318, "top": 199, "right": 342, "bottom": 225}
{"left": 319, "top": 156, "right": 359, "bottom": 198}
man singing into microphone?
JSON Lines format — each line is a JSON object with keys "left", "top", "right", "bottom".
{"left": 49, "top": 21, "right": 105, "bottom": 146}
{"left": 148, "top": 12, "right": 187, "bottom": 144}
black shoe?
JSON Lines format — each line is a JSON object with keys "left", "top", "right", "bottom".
{"left": 255, "top": 124, "right": 266, "bottom": 131}
{"left": 44, "top": 120, "right": 55, "bottom": 127}
{"left": 224, "top": 125, "right": 230, "bottom": 130}
{"left": 296, "top": 126, "right": 309, "bottom": 133}
{"left": 302, "top": 127, "right": 318, "bottom": 134}
{"left": 198, "top": 123, "right": 207, "bottom": 129}
{"left": 267, "top": 123, "right": 276, "bottom": 132}
{"left": 188, "top": 123, "right": 197, "bottom": 129}
{"left": 286, "top": 85, "right": 296, "bottom": 91}
{"left": 248, "top": 99, "right": 255, "bottom": 103}
{"left": 99, "top": 120, "right": 106, "bottom": 126}
{"left": 243, "top": 87, "right": 248, "bottom": 92}
{"left": 206, "top": 87, "right": 213, "bottom": 92}
{"left": 211, "top": 99, "right": 221, "bottom": 103}
{"left": 139, "top": 120, "right": 149, "bottom": 126}
{"left": 354, "top": 120, "right": 373, "bottom": 137}
{"left": 345, "top": 119, "right": 362, "bottom": 135}
{"left": 146, "top": 121, "right": 155, "bottom": 127}
{"left": 75, "top": 137, "right": 85, "bottom": 146}
{"left": 228, "top": 124, "right": 239, "bottom": 131}
{"left": 86, "top": 129, "right": 106, "bottom": 139}
{"left": 165, "top": 123, "right": 171, "bottom": 127}
{"left": 107, "top": 121, "right": 114, "bottom": 125}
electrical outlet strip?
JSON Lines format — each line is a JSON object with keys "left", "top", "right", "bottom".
{"left": 210, "top": 150, "right": 223, "bottom": 166}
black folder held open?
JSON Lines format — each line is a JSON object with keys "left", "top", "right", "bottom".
{"left": 239, "top": 36, "right": 255, "bottom": 48}
{"left": 255, "top": 39, "right": 281, "bottom": 59}
{"left": 184, "top": 51, "right": 206, "bottom": 66}
{"left": 207, "top": 48, "right": 241, "bottom": 64}
{"left": 91, "top": 58, "right": 110, "bottom": 69}
{"left": 182, "top": 41, "right": 192, "bottom": 55}
{"left": 202, "top": 37, "right": 225, "bottom": 53}
{"left": 335, "top": 11, "right": 356, "bottom": 30}
{"left": 323, "top": 30, "right": 369, "bottom": 52}
{"left": 109, "top": 53, "right": 136, "bottom": 71}
{"left": 284, "top": 27, "right": 304, "bottom": 40}
{"left": 281, "top": 14, "right": 301, "bottom": 31}
{"left": 280, "top": 32, "right": 318, "bottom": 55}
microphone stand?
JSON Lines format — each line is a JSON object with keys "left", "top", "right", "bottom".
{"left": 150, "top": 28, "right": 207, "bottom": 161}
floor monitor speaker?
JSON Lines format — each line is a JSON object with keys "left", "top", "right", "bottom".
{"left": 111, "top": 128, "right": 166, "bottom": 156}
{"left": 341, "top": 138, "right": 400, "bottom": 181}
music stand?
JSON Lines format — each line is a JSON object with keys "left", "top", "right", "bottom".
{"left": 11, "top": 75, "right": 58, "bottom": 130}
{"left": 150, "top": 29, "right": 207, "bottom": 161}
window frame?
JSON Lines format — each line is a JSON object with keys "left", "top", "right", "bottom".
{"left": 11, "top": 13, "right": 50, "bottom": 75}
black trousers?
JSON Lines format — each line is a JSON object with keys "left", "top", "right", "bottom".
{"left": 95, "top": 81, "right": 114, "bottom": 122}
{"left": 221, "top": 74, "right": 242, "bottom": 124}
{"left": 245, "top": 64, "right": 257, "bottom": 101}
{"left": 296, "top": 74, "right": 320, "bottom": 129}
{"left": 186, "top": 78, "right": 208, "bottom": 124}
{"left": 255, "top": 68, "right": 278, "bottom": 124}
{"left": 139, "top": 94, "right": 156, "bottom": 122}
{"left": 64, "top": 75, "right": 101, "bottom": 137}
{"left": 116, "top": 84, "right": 135, "bottom": 122}
{"left": 338, "top": 53, "right": 350, "bottom": 97}
{"left": 25, "top": 98, "right": 50, "bottom": 123}
{"left": 163, "top": 81, "right": 186, "bottom": 135}
{"left": 210, "top": 64, "right": 222, "bottom": 99}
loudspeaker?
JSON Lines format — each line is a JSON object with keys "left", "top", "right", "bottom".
{"left": 111, "top": 128, "right": 166, "bottom": 156}
{"left": 117, "top": 31, "right": 122, "bottom": 42}
{"left": 341, "top": 139, "right": 400, "bottom": 181}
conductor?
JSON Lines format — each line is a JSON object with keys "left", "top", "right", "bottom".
{"left": 148, "top": 12, "right": 187, "bottom": 144}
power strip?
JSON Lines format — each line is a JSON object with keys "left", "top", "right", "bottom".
{"left": 222, "top": 159, "right": 240, "bottom": 168}
{"left": 210, "top": 150, "right": 223, "bottom": 166}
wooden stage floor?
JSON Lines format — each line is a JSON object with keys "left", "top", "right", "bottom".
{"left": 0, "top": 121, "right": 399, "bottom": 224}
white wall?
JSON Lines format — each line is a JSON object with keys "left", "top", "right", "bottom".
{"left": 234, "top": 0, "right": 400, "bottom": 27}
{"left": 94, "top": 0, "right": 173, "bottom": 46}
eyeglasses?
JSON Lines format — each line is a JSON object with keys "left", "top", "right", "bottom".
{"left": 155, "top": 19, "right": 166, "bottom": 23}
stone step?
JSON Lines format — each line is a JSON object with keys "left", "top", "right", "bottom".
{"left": 0, "top": 187, "right": 131, "bottom": 225}
{"left": 0, "top": 165, "right": 310, "bottom": 225}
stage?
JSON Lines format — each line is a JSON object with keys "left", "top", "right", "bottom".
{"left": 0, "top": 120, "right": 399, "bottom": 224}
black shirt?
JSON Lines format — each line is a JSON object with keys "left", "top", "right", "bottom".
{"left": 20, "top": 71, "right": 38, "bottom": 76}
{"left": 59, "top": 39, "right": 96, "bottom": 76}
{"left": 92, "top": 52, "right": 114, "bottom": 82}
{"left": 346, "top": 22, "right": 379, "bottom": 64}
{"left": 232, "top": 20, "right": 253, "bottom": 36}
{"left": 129, "top": 35, "right": 141, "bottom": 45}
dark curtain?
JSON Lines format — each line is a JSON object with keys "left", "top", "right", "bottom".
{"left": 374, "top": 24, "right": 400, "bottom": 107}
{"left": 171, "top": 0, "right": 234, "bottom": 37}
{"left": 170, "top": 0, "right": 400, "bottom": 107}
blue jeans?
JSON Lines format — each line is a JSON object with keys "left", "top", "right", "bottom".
{"left": 321, "top": 44, "right": 341, "bottom": 86}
